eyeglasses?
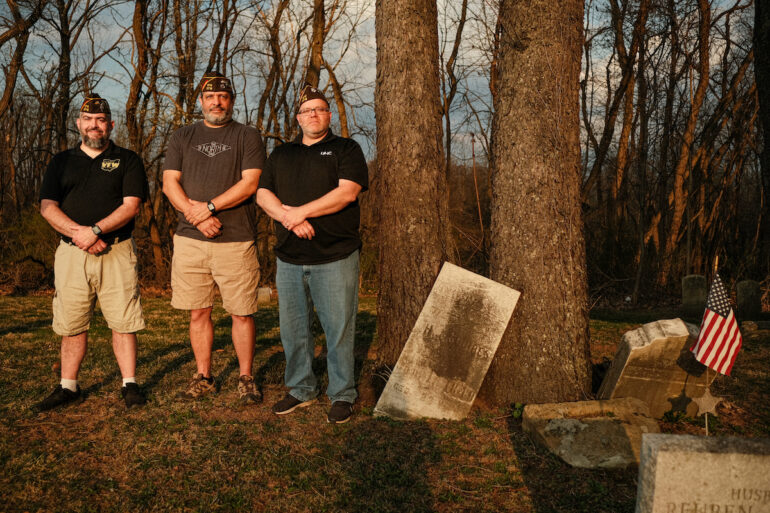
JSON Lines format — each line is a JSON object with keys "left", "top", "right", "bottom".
{"left": 298, "top": 107, "right": 331, "bottom": 116}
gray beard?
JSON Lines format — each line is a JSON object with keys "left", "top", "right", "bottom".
{"left": 203, "top": 110, "right": 233, "bottom": 126}
{"left": 82, "top": 134, "right": 110, "bottom": 149}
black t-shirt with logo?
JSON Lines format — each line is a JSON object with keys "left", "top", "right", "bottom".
{"left": 39, "top": 141, "right": 148, "bottom": 241}
{"left": 259, "top": 130, "right": 368, "bottom": 265}
{"left": 163, "top": 121, "right": 266, "bottom": 243}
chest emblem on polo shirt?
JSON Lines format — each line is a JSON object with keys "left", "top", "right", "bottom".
{"left": 101, "top": 159, "right": 120, "bottom": 172}
{"left": 195, "top": 141, "right": 232, "bottom": 157}
{"left": 320, "top": 151, "right": 333, "bottom": 156}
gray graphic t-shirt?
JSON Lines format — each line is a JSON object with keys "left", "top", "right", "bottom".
{"left": 164, "top": 121, "right": 266, "bottom": 242}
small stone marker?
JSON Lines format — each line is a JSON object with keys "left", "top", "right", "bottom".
{"left": 374, "top": 262, "right": 520, "bottom": 420}
{"left": 682, "top": 274, "right": 707, "bottom": 318}
{"left": 737, "top": 280, "right": 761, "bottom": 321}
{"left": 257, "top": 287, "right": 272, "bottom": 305}
{"left": 597, "top": 319, "right": 715, "bottom": 418}
{"left": 522, "top": 397, "right": 660, "bottom": 469}
{"left": 636, "top": 434, "right": 770, "bottom": 513}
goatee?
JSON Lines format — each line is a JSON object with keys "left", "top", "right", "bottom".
{"left": 82, "top": 135, "right": 109, "bottom": 149}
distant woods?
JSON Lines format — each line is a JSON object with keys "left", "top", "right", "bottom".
{"left": 0, "top": 0, "right": 767, "bottom": 305}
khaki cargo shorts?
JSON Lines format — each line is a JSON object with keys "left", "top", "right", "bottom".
{"left": 52, "top": 238, "right": 145, "bottom": 336}
{"left": 171, "top": 235, "right": 260, "bottom": 316}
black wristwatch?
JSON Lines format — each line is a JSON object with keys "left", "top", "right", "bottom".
{"left": 91, "top": 224, "right": 102, "bottom": 236}
{"left": 207, "top": 201, "right": 216, "bottom": 214}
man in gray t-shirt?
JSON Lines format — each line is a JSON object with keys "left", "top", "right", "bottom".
{"left": 163, "top": 71, "right": 266, "bottom": 404}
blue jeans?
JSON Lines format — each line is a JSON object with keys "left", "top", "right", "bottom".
{"left": 276, "top": 250, "right": 359, "bottom": 403}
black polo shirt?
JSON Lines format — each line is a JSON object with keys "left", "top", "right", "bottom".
{"left": 39, "top": 141, "right": 148, "bottom": 241}
{"left": 259, "top": 130, "right": 368, "bottom": 264}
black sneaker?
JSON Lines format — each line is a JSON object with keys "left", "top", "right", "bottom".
{"left": 33, "top": 385, "right": 82, "bottom": 412}
{"left": 121, "top": 383, "right": 146, "bottom": 408}
{"left": 327, "top": 401, "right": 353, "bottom": 424}
{"left": 272, "top": 394, "right": 317, "bottom": 415}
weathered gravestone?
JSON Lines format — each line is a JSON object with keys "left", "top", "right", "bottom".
{"left": 522, "top": 397, "right": 660, "bottom": 469}
{"left": 373, "top": 262, "right": 520, "bottom": 420}
{"left": 682, "top": 274, "right": 708, "bottom": 318}
{"left": 636, "top": 434, "right": 770, "bottom": 513}
{"left": 737, "top": 280, "right": 761, "bottom": 321}
{"left": 598, "top": 319, "right": 714, "bottom": 418}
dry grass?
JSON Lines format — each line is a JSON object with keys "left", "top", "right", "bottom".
{"left": 1, "top": 297, "right": 768, "bottom": 512}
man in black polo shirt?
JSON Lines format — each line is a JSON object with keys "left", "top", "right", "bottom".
{"left": 35, "top": 94, "right": 148, "bottom": 411}
{"left": 257, "top": 85, "right": 368, "bottom": 424}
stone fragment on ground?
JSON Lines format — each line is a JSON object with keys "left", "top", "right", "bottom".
{"left": 522, "top": 397, "right": 660, "bottom": 469}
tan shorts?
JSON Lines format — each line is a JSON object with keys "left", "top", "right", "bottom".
{"left": 52, "top": 238, "right": 145, "bottom": 336}
{"left": 171, "top": 235, "right": 260, "bottom": 316}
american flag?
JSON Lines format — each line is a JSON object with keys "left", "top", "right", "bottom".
{"left": 691, "top": 273, "right": 743, "bottom": 375}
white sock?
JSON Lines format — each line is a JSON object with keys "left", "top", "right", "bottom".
{"left": 122, "top": 377, "right": 136, "bottom": 386}
{"left": 60, "top": 378, "right": 78, "bottom": 392}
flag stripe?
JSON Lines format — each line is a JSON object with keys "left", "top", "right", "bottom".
{"left": 712, "top": 312, "right": 738, "bottom": 372}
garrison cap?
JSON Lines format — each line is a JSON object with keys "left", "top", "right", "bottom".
{"left": 199, "top": 71, "right": 234, "bottom": 97}
{"left": 80, "top": 94, "right": 111, "bottom": 115}
{"left": 297, "top": 85, "right": 329, "bottom": 110}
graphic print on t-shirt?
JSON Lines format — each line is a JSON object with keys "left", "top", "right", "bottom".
{"left": 195, "top": 141, "right": 232, "bottom": 157}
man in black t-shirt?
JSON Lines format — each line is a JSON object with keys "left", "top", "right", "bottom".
{"left": 257, "top": 85, "right": 368, "bottom": 424}
{"left": 35, "top": 94, "right": 148, "bottom": 412}
{"left": 163, "top": 71, "right": 266, "bottom": 404}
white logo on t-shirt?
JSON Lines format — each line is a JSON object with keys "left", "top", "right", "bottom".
{"left": 195, "top": 142, "right": 232, "bottom": 157}
{"left": 320, "top": 151, "right": 332, "bottom": 156}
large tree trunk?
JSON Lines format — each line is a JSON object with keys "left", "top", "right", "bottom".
{"left": 375, "top": 0, "right": 454, "bottom": 365}
{"left": 480, "top": 0, "right": 591, "bottom": 404}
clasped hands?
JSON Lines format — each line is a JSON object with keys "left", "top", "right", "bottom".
{"left": 71, "top": 225, "right": 107, "bottom": 254}
{"left": 185, "top": 199, "right": 221, "bottom": 239}
{"left": 281, "top": 205, "right": 314, "bottom": 240}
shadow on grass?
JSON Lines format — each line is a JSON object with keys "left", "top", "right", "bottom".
{"left": 330, "top": 417, "right": 438, "bottom": 513}
{"left": 0, "top": 318, "right": 52, "bottom": 336}
{"left": 506, "top": 415, "right": 638, "bottom": 513}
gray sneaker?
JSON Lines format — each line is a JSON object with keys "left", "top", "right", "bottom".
{"left": 237, "top": 375, "right": 262, "bottom": 404}
{"left": 179, "top": 374, "right": 216, "bottom": 399}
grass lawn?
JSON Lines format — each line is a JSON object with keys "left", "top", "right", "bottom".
{"left": 1, "top": 295, "right": 768, "bottom": 512}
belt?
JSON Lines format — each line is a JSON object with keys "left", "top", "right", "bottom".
{"left": 61, "top": 234, "right": 132, "bottom": 245}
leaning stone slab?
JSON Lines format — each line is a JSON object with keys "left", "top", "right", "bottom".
{"left": 374, "top": 262, "right": 520, "bottom": 420}
{"left": 636, "top": 434, "right": 770, "bottom": 513}
{"left": 522, "top": 397, "right": 660, "bottom": 469}
{"left": 598, "top": 319, "right": 715, "bottom": 419}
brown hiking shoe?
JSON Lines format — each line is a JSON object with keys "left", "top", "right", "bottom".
{"left": 237, "top": 375, "right": 262, "bottom": 404}
{"left": 179, "top": 374, "right": 216, "bottom": 399}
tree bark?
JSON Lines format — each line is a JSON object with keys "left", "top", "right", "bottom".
{"left": 480, "top": 0, "right": 591, "bottom": 404}
{"left": 755, "top": 0, "right": 770, "bottom": 275}
{"left": 375, "top": 0, "right": 454, "bottom": 365}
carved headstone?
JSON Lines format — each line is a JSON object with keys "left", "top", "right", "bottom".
{"left": 736, "top": 280, "right": 761, "bottom": 321}
{"left": 374, "top": 262, "right": 520, "bottom": 420}
{"left": 682, "top": 274, "right": 707, "bottom": 318}
{"left": 597, "top": 319, "right": 715, "bottom": 418}
{"left": 522, "top": 397, "right": 660, "bottom": 469}
{"left": 636, "top": 434, "right": 770, "bottom": 513}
